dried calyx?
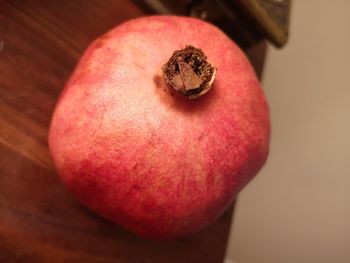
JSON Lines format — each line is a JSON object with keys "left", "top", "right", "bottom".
{"left": 162, "top": 45, "right": 216, "bottom": 99}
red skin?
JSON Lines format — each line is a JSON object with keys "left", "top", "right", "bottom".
{"left": 49, "top": 16, "right": 270, "bottom": 239}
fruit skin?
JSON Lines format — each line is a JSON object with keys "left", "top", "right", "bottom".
{"left": 49, "top": 16, "right": 270, "bottom": 240}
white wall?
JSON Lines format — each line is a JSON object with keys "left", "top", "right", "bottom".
{"left": 226, "top": 1, "right": 350, "bottom": 262}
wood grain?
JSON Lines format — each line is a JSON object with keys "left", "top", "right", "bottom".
{"left": 0, "top": 1, "right": 266, "bottom": 262}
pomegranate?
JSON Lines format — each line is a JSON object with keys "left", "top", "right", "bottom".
{"left": 49, "top": 16, "right": 270, "bottom": 239}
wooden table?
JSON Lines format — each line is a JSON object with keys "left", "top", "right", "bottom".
{"left": 0, "top": 1, "right": 266, "bottom": 262}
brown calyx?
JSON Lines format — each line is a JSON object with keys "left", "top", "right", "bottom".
{"left": 162, "top": 45, "right": 216, "bottom": 99}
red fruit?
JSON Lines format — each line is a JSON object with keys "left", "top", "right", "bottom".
{"left": 49, "top": 16, "right": 270, "bottom": 239}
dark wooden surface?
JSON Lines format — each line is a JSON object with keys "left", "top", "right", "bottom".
{"left": 0, "top": 1, "right": 266, "bottom": 262}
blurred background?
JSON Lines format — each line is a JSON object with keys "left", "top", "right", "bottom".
{"left": 226, "top": 1, "right": 350, "bottom": 262}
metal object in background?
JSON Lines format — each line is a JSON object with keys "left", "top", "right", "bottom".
{"left": 132, "top": 0, "right": 291, "bottom": 48}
